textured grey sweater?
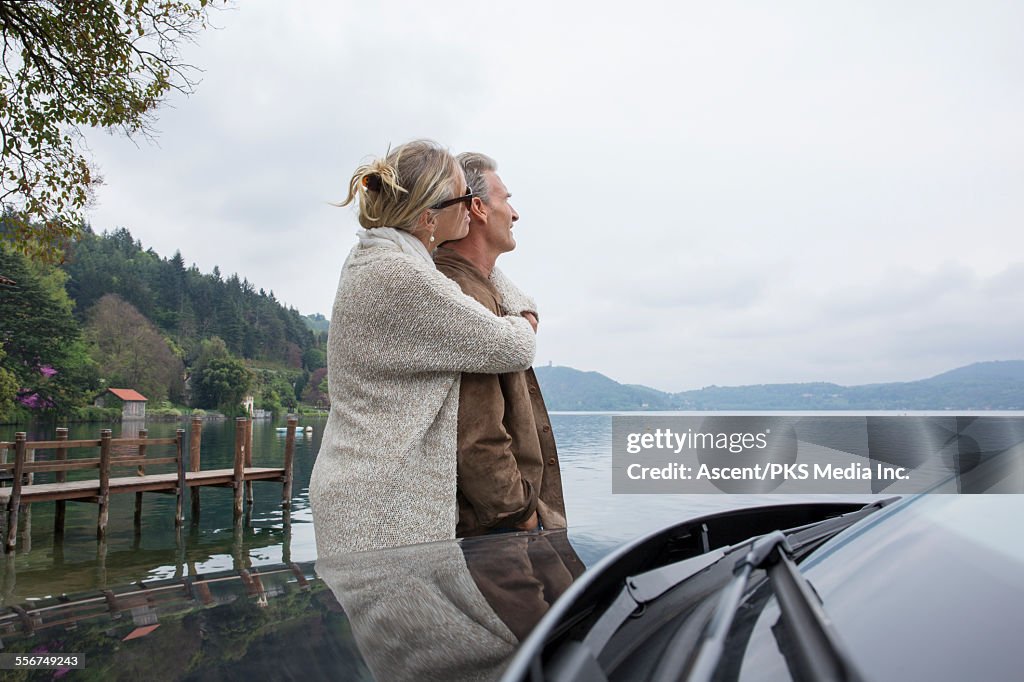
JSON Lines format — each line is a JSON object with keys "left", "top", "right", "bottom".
{"left": 309, "top": 228, "right": 536, "bottom": 554}
{"left": 317, "top": 540, "right": 517, "bottom": 682}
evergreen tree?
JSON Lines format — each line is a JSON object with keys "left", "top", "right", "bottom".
{"left": 0, "top": 345, "right": 18, "bottom": 417}
{"left": 0, "top": 245, "right": 98, "bottom": 415}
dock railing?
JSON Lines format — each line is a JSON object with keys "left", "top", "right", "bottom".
{"left": 0, "top": 417, "right": 297, "bottom": 553}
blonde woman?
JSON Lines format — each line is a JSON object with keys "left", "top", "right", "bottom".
{"left": 309, "top": 140, "right": 537, "bottom": 555}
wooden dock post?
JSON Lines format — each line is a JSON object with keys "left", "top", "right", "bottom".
{"left": 282, "top": 417, "right": 297, "bottom": 514}
{"left": 96, "top": 536, "right": 107, "bottom": 588}
{"left": 54, "top": 428, "right": 68, "bottom": 539}
{"left": 175, "top": 429, "right": 186, "bottom": 526}
{"left": 233, "top": 418, "right": 246, "bottom": 521}
{"left": 244, "top": 418, "right": 254, "bottom": 507}
{"left": 134, "top": 428, "right": 147, "bottom": 534}
{"left": 232, "top": 523, "right": 244, "bottom": 571}
{"left": 137, "top": 428, "right": 148, "bottom": 476}
{"left": 190, "top": 416, "right": 202, "bottom": 521}
{"left": 5, "top": 433, "right": 26, "bottom": 553}
{"left": 97, "top": 430, "right": 111, "bottom": 540}
{"left": 175, "top": 534, "right": 186, "bottom": 580}
{"left": 2, "top": 550, "right": 16, "bottom": 601}
{"left": 22, "top": 446, "right": 34, "bottom": 552}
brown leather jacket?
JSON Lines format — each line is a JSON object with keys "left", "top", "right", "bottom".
{"left": 434, "top": 248, "right": 567, "bottom": 536}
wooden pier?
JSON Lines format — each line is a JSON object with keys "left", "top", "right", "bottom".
{"left": 0, "top": 561, "right": 317, "bottom": 642}
{"left": 0, "top": 416, "right": 297, "bottom": 553}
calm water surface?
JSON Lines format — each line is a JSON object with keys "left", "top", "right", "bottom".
{"left": 0, "top": 413, "right": 871, "bottom": 603}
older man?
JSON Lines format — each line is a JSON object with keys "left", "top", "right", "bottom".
{"left": 434, "top": 152, "right": 567, "bottom": 536}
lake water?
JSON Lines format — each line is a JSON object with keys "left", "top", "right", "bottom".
{"left": 0, "top": 413, "right": 874, "bottom": 604}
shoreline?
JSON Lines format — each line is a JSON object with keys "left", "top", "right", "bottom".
{"left": 0, "top": 410, "right": 330, "bottom": 427}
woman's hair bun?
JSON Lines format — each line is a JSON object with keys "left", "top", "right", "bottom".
{"left": 339, "top": 140, "right": 456, "bottom": 230}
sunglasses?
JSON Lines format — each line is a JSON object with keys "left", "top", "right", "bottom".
{"left": 430, "top": 185, "right": 475, "bottom": 210}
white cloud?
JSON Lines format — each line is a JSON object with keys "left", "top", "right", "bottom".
{"left": 81, "top": 0, "right": 1024, "bottom": 390}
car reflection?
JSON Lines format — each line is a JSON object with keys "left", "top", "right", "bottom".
{"left": 317, "top": 530, "right": 583, "bottom": 681}
{"left": 0, "top": 530, "right": 583, "bottom": 681}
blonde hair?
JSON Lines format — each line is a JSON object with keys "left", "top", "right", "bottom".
{"left": 340, "top": 140, "right": 462, "bottom": 232}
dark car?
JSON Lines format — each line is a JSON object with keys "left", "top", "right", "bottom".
{"left": 2, "top": 494, "right": 1021, "bottom": 680}
{"left": 0, "top": 500, "right": 879, "bottom": 680}
{"left": 503, "top": 493, "right": 1024, "bottom": 682}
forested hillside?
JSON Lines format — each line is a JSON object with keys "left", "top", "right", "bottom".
{"left": 1, "top": 227, "right": 327, "bottom": 422}
{"left": 65, "top": 227, "right": 316, "bottom": 363}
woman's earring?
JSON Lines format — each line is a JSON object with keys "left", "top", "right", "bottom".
{"left": 429, "top": 229, "right": 436, "bottom": 243}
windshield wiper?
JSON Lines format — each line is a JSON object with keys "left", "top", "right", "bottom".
{"left": 683, "top": 530, "right": 865, "bottom": 682}
{"left": 532, "top": 502, "right": 892, "bottom": 682}
{"left": 549, "top": 502, "right": 891, "bottom": 682}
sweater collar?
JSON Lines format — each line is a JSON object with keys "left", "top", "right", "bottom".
{"left": 356, "top": 227, "right": 432, "bottom": 265}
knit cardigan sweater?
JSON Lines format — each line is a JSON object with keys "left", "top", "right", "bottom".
{"left": 316, "top": 540, "right": 517, "bottom": 682}
{"left": 309, "top": 228, "right": 537, "bottom": 555}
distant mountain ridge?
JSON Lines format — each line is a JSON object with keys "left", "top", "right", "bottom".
{"left": 533, "top": 361, "right": 1024, "bottom": 411}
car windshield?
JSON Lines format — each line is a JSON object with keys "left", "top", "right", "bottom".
{"left": 726, "top": 495, "right": 1024, "bottom": 682}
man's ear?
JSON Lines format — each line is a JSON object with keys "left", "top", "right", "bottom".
{"left": 469, "top": 196, "right": 488, "bottom": 221}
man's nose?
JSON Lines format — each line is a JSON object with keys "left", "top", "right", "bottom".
{"left": 511, "top": 206, "right": 519, "bottom": 222}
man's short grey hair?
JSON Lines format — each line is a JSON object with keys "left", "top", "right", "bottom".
{"left": 457, "top": 152, "right": 497, "bottom": 204}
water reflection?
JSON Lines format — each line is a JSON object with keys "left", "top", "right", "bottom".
{"left": 0, "top": 529, "right": 588, "bottom": 681}
{"left": 1, "top": 413, "right": 880, "bottom": 602}
{"left": 316, "top": 530, "right": 583, "bottom": 681}
{"left": 0, "top": 560, "right": 373, "bottom": 681}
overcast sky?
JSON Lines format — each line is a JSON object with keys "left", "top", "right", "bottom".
{"left": 83, "top": 1, "right": 1024, "bottom": 393}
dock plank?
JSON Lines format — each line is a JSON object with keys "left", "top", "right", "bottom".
{"left": 0, "top": 467, "right": 285, "bottom": 503}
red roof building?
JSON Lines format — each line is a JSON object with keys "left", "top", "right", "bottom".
{"left": 96, "top": 388, "right": 149, "bottom": 419}
{"left": 107, "top": 388, "right": 148, "bottom": 402}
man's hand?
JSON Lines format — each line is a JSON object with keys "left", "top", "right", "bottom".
{"left": 516, "top": 510, "right": 539, "bottom": 531}
{"left": 522, "top": 312, "right": 538, "bottom": 333}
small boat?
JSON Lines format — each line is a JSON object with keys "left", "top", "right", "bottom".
{"left": 274, "top": 426, "right": 313, "bottom": 434}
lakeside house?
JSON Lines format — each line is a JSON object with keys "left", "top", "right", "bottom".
{"left": 95, "top": 388, "right": 148, "bottom": 420}
{"left": 241, "top": 394, "right": 271, "bottom": 419}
